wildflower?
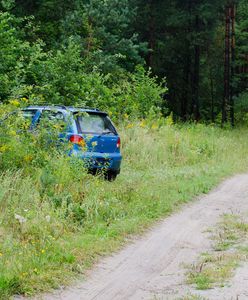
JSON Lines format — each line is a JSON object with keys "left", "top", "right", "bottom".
{"left": 0, "top": 145, "right": 8, "bottom": 153}
{"left": 53, "top": 124, "right": 62, "bottom": 130}
{"left": 126, "top": 123, "right": 134, "bottom": 129}
{"left": 151, "top": 124, "right": 159, "bottom": 130}
{"left": 124, "top": 113, "right": 129, "bottom": 119}
{"left": 45, "top": 215, "right": 51, "bottom": 222}
{"left": 92, "top": 141, "right": 98, "bottom": 147}
{"left": 21, "top": 97, "right": 28, "bottom": 103}
{"left": 15, "top": 214, "right": 27, "bottom": 224}
{"left": 9, "top": 99, "right": 20, "bottom": 107}
{"left": 41, "top": 249, "right": 45, "bottom": 254}
{"left": 33, "top": 268, "right": 38, "bottom": 273}
{"left": 21, "top": 122, "right": 29, "bottom": 130}
{"left": 24, "top": 155, "right": 33, "bottom": 162}
{"left": 79, "top": 139, "right": 86, "bottom": 148}
{"left": 165, "top": 112, "right": 174, "bottom": 126}
{"left": 86, "top": 135, "right": 93, "bottom": 141}
{"left": 9, "top": 130, "right": 17, "bottom": 137}
{"left": 139, "top": 120, "right": 146, "bottom": 128}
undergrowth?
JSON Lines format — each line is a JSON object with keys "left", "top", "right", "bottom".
{"left": 1, "top": 116, "right": 248, "bottom": 298}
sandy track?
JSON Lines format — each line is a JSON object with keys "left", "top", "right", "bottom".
{"left": 37, "top": 174, "right": 248, "bottom": 300}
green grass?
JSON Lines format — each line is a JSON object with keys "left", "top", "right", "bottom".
{"left": 178, "top": 294, "right": 208, "bottom": 300}
{"left": 1, "top": 123, "right": 248, "bottom": 298}
{"left": 187, "top": 214, "right": 248, "bottom": 290}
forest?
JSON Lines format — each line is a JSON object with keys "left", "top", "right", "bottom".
{"left": 0, "top": 1, "right": 248, "bottom": 298}
{"left": 0, "top": 0, "right": 247, "bottom": 123}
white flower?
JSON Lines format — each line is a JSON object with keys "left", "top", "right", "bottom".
{"left": 45, "top": 215, "right": 51, "bottom": 222}
{"left": 15, "top": 214, "right": 27, "bottom": 224}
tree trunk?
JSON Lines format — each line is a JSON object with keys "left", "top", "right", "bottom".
{"left": 192, "top": 14, "right": 200, "bottom": 121}
{"left": 223, "top": 6, "right": 231, "bottom": 125}
{"left": 230, "top": 4, "right": 236, "bottom": 127}
{"left": 181, "top": 55, "right": 191, "bottom": 120}
{"left": 146, "top": 1, "right": 155, "bottom": 68}
{"left": 209, "top": 64, "right": 215, "bottom": 123}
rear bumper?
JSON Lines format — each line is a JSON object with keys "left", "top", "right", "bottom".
{"left": 69, "top": 150, "right": 122, "bottom": 172}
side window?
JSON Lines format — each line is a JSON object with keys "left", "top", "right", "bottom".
{"left": 41, "top": 110, "right": 64, "bottom": 121}
{"left": 2, "top": 110, "right": 37, "bottom": 130}
{"left": 38, "top": 110, "right": 66, "bottom": 130}
{"left": 21, "top": 110, "right": 38, "bottom": 120}
{"left": 21, "top": 110, "right": 38, "bottom": 129}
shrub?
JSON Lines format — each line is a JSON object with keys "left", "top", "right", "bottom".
{"left": 235, "top": 91, "right": 248, "bottom": 125}
{"left": 0, "top": 12, "right": 168, "bottom": 119}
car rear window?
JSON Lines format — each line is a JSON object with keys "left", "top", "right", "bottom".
{"left": 76, "top": 113, "right": 115, "bottom": 134}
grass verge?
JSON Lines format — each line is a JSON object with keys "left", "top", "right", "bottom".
{"left": 1, "top": 123, "right": 248, "bottom": 298}
{"left": 187, "top": 213, "right": 248, "bottom": 290}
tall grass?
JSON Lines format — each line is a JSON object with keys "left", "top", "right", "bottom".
{"left": 1, "top": 123, "right": 248, "bottom": 298}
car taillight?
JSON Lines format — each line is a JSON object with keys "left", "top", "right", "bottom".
{"left": 117, "top": 137, "right": 121, "bottom": 148}
{"left": 69, "top": 135, "right": 85, "bottom": 146}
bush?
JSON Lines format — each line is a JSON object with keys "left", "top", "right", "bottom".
{"left": 235, "top": 91, "right": 248, "bottom": 125}
{"left": 0, "top": 12, "right": 30, "bottom": 101}
{"left": 0, "top": 12, "right": 168, "bottom": 119}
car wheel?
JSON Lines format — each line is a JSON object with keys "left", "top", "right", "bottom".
{"left": 105, "top": 171, "right": 118, "bottom": 181}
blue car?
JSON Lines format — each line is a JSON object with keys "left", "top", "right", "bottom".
{"left": 20, "top": 105, "right": 122, "bottom": 181}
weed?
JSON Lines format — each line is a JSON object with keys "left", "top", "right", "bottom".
{"left": 1, "top": 120, "right": 248, "bottom": 297}
{"left": 187, "top": 214, "right": 248, "bottom": 290}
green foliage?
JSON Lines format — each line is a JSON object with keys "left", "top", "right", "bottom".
{"left": 81, "top": 0, "right": 146, "bottom": 72}
{"left": 135, "top": 0, "right": 227, "bottom": 119}
{"left": 1, "top": 121, "right": 248, "bottom": 297}
{"left": 9, "top": 0, "right": 146, "bottom": 73}
{"left": 234, "top": 92, "right": 248, "bottom": 124}
{"left": 108, "top": 66, "right": 167, "bottom": 118}
{"left": 236, "top": 0, "right": 248, "bottom": 91}
{"left": 0, "top": 12, "right": 26, "bottom": 100}
{"left": 0, "top": 12, "right": 167, "bottom": 117}
{"left": 0, "top": 1, "right": 248, "bottom": 298}
{"left": 1, "top": 1, "right": 247, "bottom": 122}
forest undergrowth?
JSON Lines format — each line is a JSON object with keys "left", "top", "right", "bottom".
{"left": 1, "top": 115, "right": 248, "bottom": 298}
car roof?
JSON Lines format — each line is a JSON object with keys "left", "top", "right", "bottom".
{"left": 24, "top": 105, "right": 107, "bottom": 115}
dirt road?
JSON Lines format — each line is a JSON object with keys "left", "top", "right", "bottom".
{"left": 40, "top": 174, "right": 248, "bottom": 300}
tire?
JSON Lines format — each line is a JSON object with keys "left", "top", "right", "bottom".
{"left": 105, "top": 171, "right": 118, "bottom": 181}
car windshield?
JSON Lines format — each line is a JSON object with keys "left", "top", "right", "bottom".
{"left": 76, "top": 113, "right": 115, "bottom": 134}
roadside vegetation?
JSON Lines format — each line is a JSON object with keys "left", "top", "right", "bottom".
{"left": 178, "top": 295, "right": 208, "bottom": 300}
{"left": 0, "top": 1, "right": 248, "bottom": 299}
{"left": 1, "top": 114, "right": 248, "bottom": 298}
{"left": 187, "top": 213, "right": 248, "bottom": 290}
